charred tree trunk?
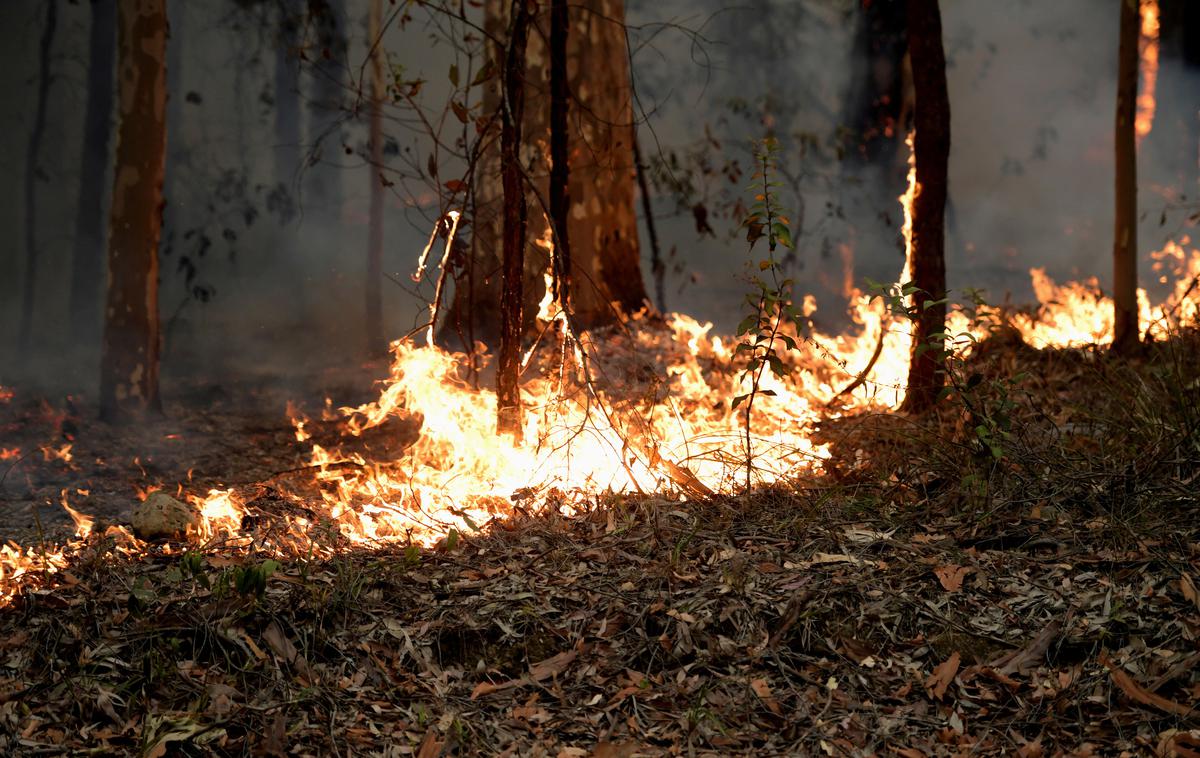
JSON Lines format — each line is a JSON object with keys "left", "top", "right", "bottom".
{"left": 365, "top": 0, "right": 386, "bottom": 356}
{"left": 443, "top": 0, "right": 647, "bottom": 345}
{"left": 1113, "top": 0, "right": 1140, "bottom": 355}
{"left": 549, "top": 0, "right": 571, "bottom": 307}
{"left": 305, "top": 0, "right": 348, "bottom": 222}
{"left": 899, "top": 0, "right": 949, "bottom": 414}
{"left": 18, "top": 1, "right": 58, "bottom": 352}
{"left": 70, "top": 0, "right": 117, "bottom": 346}
{"left": 100, "top": 0, "right": 167, "bottom": 423}
{"left": 497, "top": 1, "right": 531, "bottom": 438}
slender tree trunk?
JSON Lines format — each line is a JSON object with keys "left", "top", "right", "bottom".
{"left": 899, "top": 0, "right": 949, "bottom": 414}
{"left": 365, "top": 0, "right": 386, "bottom": 356}
{"left": 497, "top": 1, "right": 531, "bottom": 438}
{"left": 18, "top": 1, "right": 58, "bottom": 352}
{"left": 275, "top": 0, "right": 303, "bottom": 199}
{"left": 549, "top": 0, "right": 571, "bottom": 307}
{"left": 70, "top": 0, "right": 117, "bottom": 346}
{"left": 1113, "top": 0, "right": 1140, "bottom": 354}
{"left": 100, "top": 0, "right": 167, "bottom": 422}
{"left": 305, "top": 0, "right": 348, "bottom": 221}
{"left": 274, "top": 0, "right": 308, "bottom": 324}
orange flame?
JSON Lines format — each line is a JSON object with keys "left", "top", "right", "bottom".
{"left": 1136, "top": 0, "right": 1159, "bottom": 145}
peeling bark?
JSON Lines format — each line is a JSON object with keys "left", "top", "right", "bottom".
{"left": 100, "top": 0, "right": 167, "bottom": 423}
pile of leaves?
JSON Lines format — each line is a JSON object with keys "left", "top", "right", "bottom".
{"left": 0, "top": 485, "right": 1197, "bottom": 755}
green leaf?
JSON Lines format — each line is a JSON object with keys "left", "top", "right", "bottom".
{"left": 449, "top": 64, "right": 459, "bottom": 87}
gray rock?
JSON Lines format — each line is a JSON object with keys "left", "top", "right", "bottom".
{"left": 131, "top": 492, "right": 200, "bottom": 540}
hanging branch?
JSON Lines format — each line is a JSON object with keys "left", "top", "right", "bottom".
{"left": 633, "top": 137, "right": 666, "bottom": 313}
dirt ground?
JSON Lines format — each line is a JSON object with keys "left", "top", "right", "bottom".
{"left": 0, "top": 361, "right": 388, "bottom": 543}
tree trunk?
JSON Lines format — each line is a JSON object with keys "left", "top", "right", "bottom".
{"left": 274, "top": 0, "right": 308, "bottom": 324}
{"left": 443, "top": 0, "right": 648, "bottom": 346}
{"left": 549, "top": 0, "right": 571, "bottom": 308}
{"left": 365, "top": 0, "right": 386, "bottom": 357}
{"left": 18, "top": 1, "right": 58, "bottom": 352}
{"left": 100, "top": 0, "right": 167, "bottom": 423}
{"left": 275, "top": 0, "right": 303, "bottom": 199}
{"left": 899, "top": 0, "right": 949, "bottom": 414}
{"left": 1113, "top": 0, "right": 1140, "bottom": 355}
{"left": 70, "top": 0, "right": 117, "bottom": 346}
{"left": 497, "top": 1, "right": 531, "bottom": 439}
{"left": 305, "top": 0, "right": 348, "bottom": 221}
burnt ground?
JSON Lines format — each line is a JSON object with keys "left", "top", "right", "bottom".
{"left": 0, "top": 361, "right": 386, "bottom": 543}
{"left": 0, "top": 332, "right": 1197, "bottom": 755}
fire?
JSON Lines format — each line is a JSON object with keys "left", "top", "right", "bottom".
{"left": 3, "top": 135, "right": 1200, "bottom": 611}
{"left": 60, "top": 490, "right": 94, "bottom": 539}
{"left": 0, "top": 386, "right": 13, "bottom": 403}
{"left": 1136, "top": 0, "right": 1159, "bottom": 145}
{"left": 0, "top": 448, "right": 19, "bottom": 461}
{"left": 40, "top": 444, "right": 73, "bottom": 463}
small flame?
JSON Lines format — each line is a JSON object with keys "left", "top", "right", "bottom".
{"left": 1136, "top": 0, "right": 1159, "bottom": 145}
{"left": 59, "top": 490, "right": 94, "bottom": 540}
{"left": 41, "top": 444, "right": 73, "bottom": 463}
{"left": 0, "top": 448, "right": 20, "bottom": 461}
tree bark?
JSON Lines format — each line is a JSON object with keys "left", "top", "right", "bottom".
{"left": 1113, "top": 0, "right": 1140, "bottom": 355}
{"left": 70, "top": 0, "right": 117, "bottom": 346}
{"left": 443, "top": 0, "right": 647, "bottom": 346}
{"left": 365, "top": 0, "right": 386, "bottom": 357}
{"left": 549, "top": 0, "right": 571, "bottom": 308}
{"left": 18, "top": 1, "right": 58, "bottom": 352}
{"left": 497, "top": 0, "right": 531, "bottom": 438}
{"left": 899, "top": 0, "right": 949, "bottom": 414}
{"left": 100, "top": 0, "right": 167, "bottom": 423}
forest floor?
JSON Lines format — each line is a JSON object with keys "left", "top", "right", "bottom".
{"left": 0, "top": 331, "right": 1198, "bottom": 755}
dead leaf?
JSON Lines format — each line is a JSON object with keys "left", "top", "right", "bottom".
{"left": 259, "top": 712, "right": 287, "bottom": 757}
{"left": 1181, "top": 573, "right": 1199, "bottom": 611}
{"left": 416, "top": 728, "right": 443, "bottom": 758}
{"left": 529, "top": 650, "right": 576, "bottom": 682}
{"left": 591, "top": 742, "right": 637, "bottom": 758}
{"left": 511, "top": 705, "right": 552, "bottom": 724}
{"left": 934, "top": 564, "right": 972, "bottom": 592}
{"left": 988, "top": 619, "right": 1062, "bottom": 676}
{"left": 1100, "top": 650, "right": 1198, "bottom": 718}
{"left": 750, "top": 677, "right": 782, "bottom": 715}
{"left": 470, "top": 678, "right": 522, "bottom": 699}
{"left": 926, "top": 652, "right": 961, "bottom": 701}
{"left": 262, "top": 621, "right": 314, "bottom": 683}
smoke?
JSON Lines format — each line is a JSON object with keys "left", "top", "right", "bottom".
{"left": 0, "top": 0, "right": 1197, "bottom": 396}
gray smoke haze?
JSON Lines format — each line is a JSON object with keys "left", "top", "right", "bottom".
{"left": 0, "top": 0, "right": 1196, "bottom": 398}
